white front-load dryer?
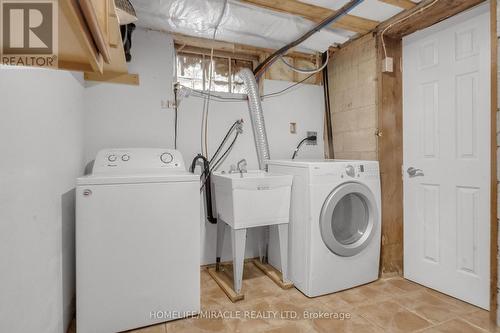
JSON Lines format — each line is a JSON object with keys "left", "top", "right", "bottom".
{"left": 267, "top": 159, "right": 381, "bottom": 297}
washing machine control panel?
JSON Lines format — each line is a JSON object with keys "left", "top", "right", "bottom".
{"left": 92, "top": 148, "right": 186, "bottom": 174}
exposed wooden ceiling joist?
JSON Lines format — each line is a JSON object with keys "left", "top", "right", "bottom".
{"left": 378, "top": 0, "right": 417, "bottom": 10}
{"left": 171, "top": 33, "right": 317, "bottom": 60}
{"left": 175, "top": 45, "right": 260, "bottom": 62}
{"left": 240, "top": 0, "right": 379, "bottom": 34}
{"left": 377, "top": 0, "right": 484, "bottom": 38}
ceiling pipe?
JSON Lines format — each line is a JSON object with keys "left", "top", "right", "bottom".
{"left": 253, "top": 0, "right": 365, "bottom": 80}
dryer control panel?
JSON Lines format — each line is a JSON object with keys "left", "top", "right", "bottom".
{"left": 92, "top": 148, "right": 186, "bottom": 174}
{"left": 341, "top": 162, "right": 379, "bottom": 180}
{"left": 310, "top": 161, "right": 379, "bottom": 181}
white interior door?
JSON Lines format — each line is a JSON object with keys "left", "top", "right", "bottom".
{"left": 403, "top": 4, "right": 490, "bottom": 309}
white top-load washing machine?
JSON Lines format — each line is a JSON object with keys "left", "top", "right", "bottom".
{"left": 76, "top": 148, "right": 200, "bottom": 333}
{"left": 267, "top": 159, "right": 381, "bottom": 297}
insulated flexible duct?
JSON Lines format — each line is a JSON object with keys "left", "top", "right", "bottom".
{"left": 238, "top": 68, "right": 270, "bottom": 170}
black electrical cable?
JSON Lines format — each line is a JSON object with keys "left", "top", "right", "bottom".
{"left": 292, "top": 135, "right": 317, "bottom": 159}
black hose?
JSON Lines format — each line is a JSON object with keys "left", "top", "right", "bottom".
{"left": 200, "top": 131, "right": 240, "bottom": 191}
{"left": 210, "top": 132, "right": 239, "bottom": 173}
{"left": 199, "top": 119, "right": 242, "bottom": 180}
{"left": 190, "top": 154, "right": 217, "bottom": 224}
{"left": 209, "top": 119, "right": 241, "bottom": 165}
{"left": 253, "top": 0, "right": 364, "bottom": 79}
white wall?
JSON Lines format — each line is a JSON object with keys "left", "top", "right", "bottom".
{"left": 83, "top": 28, "right": 326, "bottom": 265}
{"left": 0, "top": 68, "right": 85, "bottom": 333}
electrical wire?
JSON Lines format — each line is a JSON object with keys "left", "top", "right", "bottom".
{"left": 279, "top": 51, "right": 329, "bottom": 74}
{"left": 381, "top": 0, "right": 440, "bottom": 59}
{"left": 173, "top": 84, "right": 179, "bottom": 149}
{"left": 178, "top": 71, "right": 316, "bottom": 104}
{"left": 188, "top": 88, "right": 246, "bottom": 101}
{"left": 202, "top": 0, "right": 228, "bottom": 159}
{"left": 261, "top": 72, "right": 316, "bottom": 99}
{"left": 292, "top": 135, "right": 317, "bottom": 159}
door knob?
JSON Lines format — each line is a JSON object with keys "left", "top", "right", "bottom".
{"left": 407, "top": 167, "right": 424, "bottom": 178}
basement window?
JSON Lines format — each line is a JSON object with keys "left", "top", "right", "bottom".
{"left": 176, "top": 52, "right": 253, "bottom": 94}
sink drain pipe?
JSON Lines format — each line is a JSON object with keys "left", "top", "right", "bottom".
{"left": 238, "top": 68, "right": 270, "bottom": 171}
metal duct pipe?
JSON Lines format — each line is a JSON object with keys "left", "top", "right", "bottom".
{"left": 238, "top": 68, "right": 270, "bottom": 170}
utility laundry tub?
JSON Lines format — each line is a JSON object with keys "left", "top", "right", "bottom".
{"left": 212, "top": 170, "right": 292, "bottom": 229}
{"left": 211, "top": 170, "right": 293, "bottom": 296}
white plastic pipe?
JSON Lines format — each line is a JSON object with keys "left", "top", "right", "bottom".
{"left": 238, "top": 68, "right": 270, "bottom": 170}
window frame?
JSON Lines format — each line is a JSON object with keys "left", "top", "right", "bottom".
{"left": 175, "top": 48, "right": 255, "bottom": 96}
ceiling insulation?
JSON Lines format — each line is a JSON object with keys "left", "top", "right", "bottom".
{"left": 131, "top": 0, "right": 356, "bottom": 53}
{"left": 301, "top": 0, "right": 404, "bottom": 21}
{"left": 130, "top": 0, "right": 411, "bottom": 53}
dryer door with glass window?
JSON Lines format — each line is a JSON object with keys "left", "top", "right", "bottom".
{"left": 319, "top": 182, "right": 378, "bottom": 257}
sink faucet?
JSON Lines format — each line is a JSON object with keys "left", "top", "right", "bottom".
{"left": 237, "top": 159, "right": 247, "bottom": 177}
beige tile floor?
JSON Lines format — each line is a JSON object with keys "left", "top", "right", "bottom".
{"left": 68, "top": 262, "right": 499, "bottom": 333}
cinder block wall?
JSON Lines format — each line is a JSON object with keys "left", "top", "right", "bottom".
{"left": 327, "top": 34, "right": 378, "bottom": 160}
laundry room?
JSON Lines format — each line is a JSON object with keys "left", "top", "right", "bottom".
{"left": 0, "top": 0, "right": 498, "bottom": 332}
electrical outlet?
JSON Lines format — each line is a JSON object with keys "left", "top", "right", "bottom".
{"left": 161, "top": 99, "right": 175, "bottom": 109}
{"left": 307, "top": 131, "right": 317, "bottom": 145}
{"left": 290, "top": 122, "right": 297, "bottom": 134}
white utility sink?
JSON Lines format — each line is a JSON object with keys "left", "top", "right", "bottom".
{"left": 212, "top": 170, "right": 292, "bottom": 229}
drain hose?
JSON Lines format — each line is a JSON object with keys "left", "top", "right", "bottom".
{"left": 238, "top": 68, "right": 270, "bottom": 170}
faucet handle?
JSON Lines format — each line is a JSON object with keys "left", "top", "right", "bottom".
{"left": 237, "top": 159, "right": 247, "bottom": 172}
{"left": 229, "top": 164, "right": 237, "bottom": 173}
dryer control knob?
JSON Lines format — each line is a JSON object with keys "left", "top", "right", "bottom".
{"left": 345, "top": 165, "right": 355, "bottom": 178}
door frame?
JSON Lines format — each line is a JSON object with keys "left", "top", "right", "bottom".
{"left": 376, "top": 0, "right": 498, "bottom": 320}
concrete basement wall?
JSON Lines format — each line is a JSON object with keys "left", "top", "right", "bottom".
{"left": 327, "top": 34, "right": 378, "bottom": 160}
{"left": 84, "top": 28, "right": 326, "bottom": 265}
{"left": 0, "top": 68, "right": 85, "bottom": 333}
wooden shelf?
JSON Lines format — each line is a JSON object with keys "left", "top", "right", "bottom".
{"left": 47, "top": 0, "right": 132, "bottom": 84}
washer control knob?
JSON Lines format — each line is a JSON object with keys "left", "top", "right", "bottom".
{"left": 121, "top": 154, "right": 130, "bottom": 162}
{"left": 160, "top": 152, "right": 173, "bottom": 164}
{"left": 108, "top": 154, "right": 117, "bottom": 162}
{"left": 345, "top": 165, "right": 355, "bottom": 178}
